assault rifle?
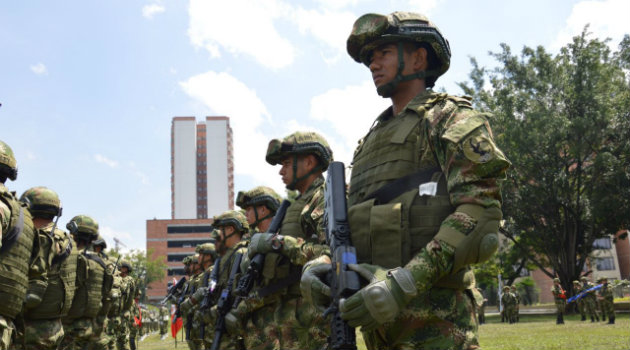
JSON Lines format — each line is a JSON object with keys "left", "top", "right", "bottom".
{"left": 210, "top": 252, "right": 243, "bottom": 350}
{"left": 160, "top": 276, "right": 187, "bottom": 305}
{"left": 323, "top": 161, "right": 361, "bottom": 350}
{"left": 199, "top": 257, "right": 221, "bottom": 340}
{"left": 234, "top": 199, "right": 291, "bottom": 300}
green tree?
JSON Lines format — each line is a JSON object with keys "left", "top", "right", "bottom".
{"left": 460, "top": 28, "right": 630, "bottom": 295}
{"left": 107, "top": 248, "right": 167, "bottom": 302}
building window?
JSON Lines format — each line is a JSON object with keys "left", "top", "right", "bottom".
{"left": 167, "top": 239, "right": 213, "bottom": 248}
{"left": 167, "top": 225, "right": 213, "bottom": 234}
{"left": 596, "top": 257, "right": 615, "bottom": 271}
{"left": 168, "top": 268, "right": 186, "bottom": 276}
{"left": 593, "top": 237, "right": 612, "bottom": 249}
{"left": 167, "top": 254, "right": 189, "bottom": 262}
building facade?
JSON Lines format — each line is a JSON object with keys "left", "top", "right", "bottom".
{"left": 171, "top": 116, "right": 234, "bottom": 219}
{"left": 146, "top": 116, "right": 234, "bottom": 301}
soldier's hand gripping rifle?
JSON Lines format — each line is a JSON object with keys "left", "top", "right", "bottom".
{"left": 234, "top": 199, "right": 291, "bottom": 300}
{"left": 210, "top": 252, "right": 243, "bottom": 350}
{"left": 323, "top": 161, "right": 361, "bottom": 350}
{"left": 160, "top": 276, "right": 187, "bottom": 305}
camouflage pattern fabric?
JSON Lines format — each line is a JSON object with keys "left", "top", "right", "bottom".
{"left": 158, "top": 306, "right": 168, "bottom": 336}
{"left": 59, "top": 317, "right": 93, "bottom": 350}
{"left": 273, "top": 296, "right": 328, "bottom": 350}
{"left": 0, "top": 197, "right": 11, "bottom": 238}
{"left": 0, "top": 316, "right": 14, "bottom": 350}
{"left": 14, "top": 318, "right": 64, "bottom": 350}
{"left": 243, "top": 300, "right": 281, "bottom": 350}
{"left": 551, "top": 284, "right": 566, "bottom": 314}
{"left": 598, "top": 283, "right": 615, "bottom": 319}
{"left": 501, "top": 290, "right": 516, "bottom": 323}
{"left": 581, "top": 281, "right": 600, "bottom": 320}
{"left": 344, "top": 89, "right": 509, "bottom": 349}
{"left": 573, "top": 282, "right": 586, "bottom": 319}
{"left": 362, "top": 287, "right": 478, "bottom": 349}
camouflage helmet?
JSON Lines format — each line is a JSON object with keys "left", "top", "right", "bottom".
{"left": 236, "top": 186, "right": 282, "bottom": 212}
{"left": 67, "top": 215, "right": 99, "bottom": 241}
{"left": 92, "top": 234, "right": 107, "bottom": 249}
{"left": 196, "top": 242, "right": 217, "bottom": 260}
{"left": 347, "top": 12, "right": 450, "bottom": 74}
{"left": 266, "top": 131, "right": 333, "bottom": 169}
{"left": 182, "top": 256, "right": 193, "bottom": 265}
{"left": 502, "top": 286, "right": 510, "bottom": 291}
{"left": 510, "top": 285, "right": 517, "bottom": 290}
{"left": 580, "top": 276, "right": 588, "bottom": 282}
{"left": 19, "top": 186, "right": 62, "bottom": 218}
{"left": 572, "top": 280, "right": 580, "bottom": 285}
{"left": 597, "top": 276, "right": 607, "bottom": 283}
{"left": 0, "top": 140, "right": 18, "bottom": 181}
{"left": 120, "top": 259, "right": 133, "bottom": 272}
{"left": 213, "top": 210, "right": 249, "bottom": 234}
{"left": 553, "top": 278, "right": 561, "bottom": 283}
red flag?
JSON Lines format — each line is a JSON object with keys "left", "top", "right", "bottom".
{"left": 134, "top": 303, "right": 142, "bottom": 327}
{"left": 171, "top": 304, "right": 183, "bottom": 338}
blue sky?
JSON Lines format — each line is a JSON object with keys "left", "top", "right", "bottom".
{"left": 2, "top": 0, "right": 628, "bottom": 252}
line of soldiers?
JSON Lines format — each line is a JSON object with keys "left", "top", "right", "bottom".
{"left": 552, "top": 276, "right": 616, "bottom": 325}
{"left": 0, "top": 139, "right": 141, "bottom": 350}
{"left": 500, "top": 285, "right": 520, "bottom": 324}
{"left": 163, "top": 9, "right": 510, "bottom": 350}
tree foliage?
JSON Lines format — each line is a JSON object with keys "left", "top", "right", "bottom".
{"left": 460, "top": 29, "right": 630, "bottom": 294}
{"left": 106, "top": 248, "right": 167, "bottom": 302}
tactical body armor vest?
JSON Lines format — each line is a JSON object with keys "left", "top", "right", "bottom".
{"left": 67, "top": 251, "right": 106, "bottom": 318}
{"left": 107, "top": 273, "right": 123, "bottom": 317}
{"left": 0, "top": 186, "right": 36, "bottom": 318}
{"left": 348, "top": 91, "right": 494, "bottom": 282}
{"left": 26, "top": 227, "right": 78, "bottom": 319}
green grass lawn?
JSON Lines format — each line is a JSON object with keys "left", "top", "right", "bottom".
{"left": 138, "top": 313, "right": 628, "bottom": 349}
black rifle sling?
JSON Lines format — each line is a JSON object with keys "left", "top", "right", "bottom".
{"left": 361, "top": 166, "right": 441, "bottom": 205}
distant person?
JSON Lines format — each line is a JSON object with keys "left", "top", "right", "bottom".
{"left": 597, "top": 277, "right": 615, "bottom": 324}
{"left": 551, "top": 278, "right": 566, "bottom": 325}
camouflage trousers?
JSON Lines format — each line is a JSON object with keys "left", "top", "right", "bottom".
{"left": 273, "top": 294, "right": 328, "bottom": 350}
{"left": 362, "top": 287, "right": 479, "bottom": 350}
{"left": 576, "top": 299, "right": 586, "bottom": 317}
{"left": 244, "top": 301, "right": 281, "bottom": 350}
{"left": 600, "top": 298, "right": 615, "bottom": 318}
{"left": 87, "top": 315, "right": 109, "bottom": 350}
{"left": 0, "top": 315, "right": 15, "bottom": 350}
{"left": 106, "top": 316, "right": 128, "bottom": 350}
{"left": 59, "top": 317, "right": 94, "bottom": 350}
{"left": 159, "top": 320, "right": 168, "bottom": 335}
{"left": 14, "top": 318, "right": 64, "bottom": 350}
{"left": 583, "top": 297, "right": 599, "bottom": 318}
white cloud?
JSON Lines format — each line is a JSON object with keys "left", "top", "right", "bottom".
{"left": 142, "top": 4, "right": 165, "bottom": 19}
{"left": 128, "top": 161, "right": 150, "bottom": 185}
{"left": 30, "top": 63, "right": 48, "bottom": 75}
{"left": 309, "top": 80, "right": 390, "bottom": 164}
{"left": 290, "top": 7, "right": 356, "bottom": 63}
{"left": 187, "top": 0, "right": 295, "bottom": 70}
{"left": 99, "top": 226, "right": 135, "bottom": 251}
{"left": 94, "top": 154, "right": 119, "bottom": 168}
{"left": 179, "top": 71, "right": 279, "bottom": 189}
{"left": 552, "top": 0, "right": 630, "bottom": 50}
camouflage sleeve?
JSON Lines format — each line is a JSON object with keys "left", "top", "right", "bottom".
{"left": 431, "top": 104, "right": 510, "bottom": 209}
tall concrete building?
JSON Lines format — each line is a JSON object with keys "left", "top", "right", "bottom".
{"left": 146, "top": 116, "right": 234, "bottom": 301}
{"left": 171, "top": 116, "right": 234, "bottom": 219}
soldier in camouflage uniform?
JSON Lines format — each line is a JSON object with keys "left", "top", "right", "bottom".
{"left": 580, "top": 276, "right": 600, "bottom": 322}
{"left": 178, "top": 254, "right": 202, "bottom": 350}
{"left": 597, "top": 277, "right": 615, "bottom": 324}
{"left": 248, "top": 132, "right": 332, "bottom": 349}
{"left": 551, "top": 278, "right": 566, "bottom": 325}
{"left": 235, "top": 186, "right": 283, "bottom": 350}
{"left": 0, "top": 140, "right": 44, "bottom": 350}
{"left": 14, "top": 187, "right": 77, "bottom": 350}
{"left": 573, "top": 280, "right": 587, "bottom": 321}
{"left": 104, "top": 257, "right": 125, "bottom": 350}
{"left": 501, "top": 286, "right": 516, "bottom": 324}
{"left": 89, "top": 235, "right": 115, "bottom": 350}
{"left": 301, "top": 12, "right": 510, "bottom": 349}
{"left": 126, "top": 268, "right": 141, "bottom": 350}
{"left": 158, "top": 305, "right": 169, "bottom": 339}
{"left": 197, "top": 211, "right": 249, "bottom": 350}
{"left": 60, "top": 215, "right": 112, "bottom": 350}
{"left": 112, "top": 260, "right": 136, "bottom": 350}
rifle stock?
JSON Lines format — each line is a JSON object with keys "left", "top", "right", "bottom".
{"left": 324, "top": 161, "right": 360, "bottom": 350}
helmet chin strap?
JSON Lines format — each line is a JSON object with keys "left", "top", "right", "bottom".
{"left": 376, "top": 42, "right": 437, "bottom": 98}
{"left": 286, "top": 154, "right": 323, "bottom": 191}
